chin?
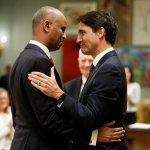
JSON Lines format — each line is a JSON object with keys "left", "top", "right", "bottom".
{"left": 54, "top": 46, "right": 61, "bottom": 51}
{"left": 81, "top": 48, "right": 90, "bottom": 55}
{"left": 80, "top": 49, "right": 87, "bottom": 54}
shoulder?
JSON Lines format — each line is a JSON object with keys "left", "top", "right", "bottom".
{"left": 63, "top": 77, "right": 82, "bottom": 89}
{"left": 63, "top": 77, "right": 81, "bottom": 86}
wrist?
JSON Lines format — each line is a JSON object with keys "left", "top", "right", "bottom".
{"left": 57, "top": 92, "right": 66, "bottom": 104}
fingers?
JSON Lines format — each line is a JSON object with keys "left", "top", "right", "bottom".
{"left": 99, "top": 136, "right": 122, "bottom": 143}
{"left": 28, "top": 67, "right": 56, "bottom": 85}
{"left": 107, "top": 128, "right": 125, "bottom": 138}
{"left": 112, "top": 129, "right": 125, "bottom": 135}
{"left": 109, "top": 139, "right": 121, "bottom": 142}
{"left": 50, "top": 67, "right": 55, "bottom": 78}
{"left": 98, "top": 126, "right": 125, "bottom": 143}
{"left": 31, "top": 80, "right": 43, "bottom": 90}
{"left": 30, "top": 71, "right": 49, "bottom": 79}
{"left": 100, "top": 132, "right": 124, "bottom": 143}
{"left": 28, "top": 73, "right": 49, "bottom": 85}
{"left": 106, "top": 129, "right": 125, "bottom": 138}
{"left": 107, "top": 136, "right": 121, "bottom": 142}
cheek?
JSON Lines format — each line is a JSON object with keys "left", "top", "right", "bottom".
{"left": 86, "top": 36, "right": 98, "bottom": 47}
{"left": 79, "top": 64, "right": 86, "bottom": 72}
{"left": 80, "top": 65, "right": 85, "bottom": 71}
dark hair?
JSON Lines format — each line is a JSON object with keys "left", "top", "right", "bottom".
{"left": 124, "top": 65, "right": 134, "bottom": 82}
{"left": 77, "top": 10, "right": 118, "bottom": 46}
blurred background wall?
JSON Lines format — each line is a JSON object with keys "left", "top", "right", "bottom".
{"left": 0, "top": 0, "right": 150, "bottom": 99}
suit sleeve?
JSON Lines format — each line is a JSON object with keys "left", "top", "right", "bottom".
{"left": 59, "top": 63, "right": 123, "bottom": 131}
{"left": 22, "top": 57, "right": 91, "bottom": 144}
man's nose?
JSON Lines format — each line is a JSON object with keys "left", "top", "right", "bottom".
{"left": 85, "top": 61, "right": 91, "bottom": 67}
{"left": 76, "top": 35, "right": 82, "bottom": 44}
{"left": 63, "top": 32, "right": 66, "bottom": 39}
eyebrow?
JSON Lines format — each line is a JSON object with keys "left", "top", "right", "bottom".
{"left": 78, "top": 29, "right": 85, "bottom": 33}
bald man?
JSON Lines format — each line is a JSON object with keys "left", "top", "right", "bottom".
{"left": 10, "top": 6, "right": 125, "bottom": 150}
{"left": 10, "top": 6, "right": 72, "bottom": 150}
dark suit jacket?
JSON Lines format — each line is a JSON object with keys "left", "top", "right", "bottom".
{"left": 59, "top": 51, "right": 128, "bottom": 150}
{"left": 63, "top": 77, "right": 82, "bottom": 100}
{"left": 9, "top": 44, "right": 91, "bottom": 150}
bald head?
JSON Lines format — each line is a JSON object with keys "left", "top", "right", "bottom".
{"left": 32, "top": 6, "right": 63, "bottom": 31}
{"left": 31, "top": 6, "right": 67, "bottom": 51}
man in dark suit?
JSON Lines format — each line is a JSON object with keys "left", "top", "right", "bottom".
{"left": 63, "top": 49, "right": 93, "bottom": 100}
{"left": 29, "top": 10, "right": 128, "bottom": 150}
{"left": 63, "top": 49, "right": 126, "bottom": 146}
{"left": 9, "top": 6, "right": 95, "bottom": 150}
{"left": 10, "top": 6, "right": 124, "bottom": 150}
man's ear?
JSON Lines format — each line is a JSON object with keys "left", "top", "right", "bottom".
{"left": 97, "top": 27, "right": 105, "bottom": 38}
{"left": 43, "top": 20, "right": 51, "bottom": 33}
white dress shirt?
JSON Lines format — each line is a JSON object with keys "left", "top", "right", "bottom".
{"left": 93, "top": 47, "right": 114, "bottom": 67}
{"left": 0, "top": 107, "right": 14, "bottom": 150}
{"left": 79, "top": 76, "right": 87, "bottom": 95}
{"left": 29, "top": 40, "right": 51, "bottom": 59}
{"left": 127, "top": 82, "right": 141, "bottom": 112}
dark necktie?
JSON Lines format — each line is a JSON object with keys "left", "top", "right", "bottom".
{"left": 90, "top": 64, "right": 95, "bottom": 74}
{"left": 88, "top": 64, "right": 95, "bottom": 78}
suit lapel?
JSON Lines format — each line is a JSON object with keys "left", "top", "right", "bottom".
{"left": 25, "top": 43, "right": 49, "bottom": 59}
{"left": 79, "top": 51, "right": 117, "bottom": 101}
{"left": 75, "top": 78, "right": 82, "bottom": 100}
{"left": 25, "top": 43, "right": 63, "bottom": 88}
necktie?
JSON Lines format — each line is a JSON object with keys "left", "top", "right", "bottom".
{"left": 89, "top": 64, "right": 95, "bottom": 78}
{"left": 50, "top": 57, "right": 54, "bottom": 65}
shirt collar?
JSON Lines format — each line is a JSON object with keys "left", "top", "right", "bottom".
{"left": 93, "top": 47, "right": 114, "bottom": 67}
{"left": 82, "top": 75, "right": 87, "bottom": 85}
{"left": 29, "top": 40, "right": 51, "bottom": 59}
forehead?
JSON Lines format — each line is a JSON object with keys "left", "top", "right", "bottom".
{"left": 79, "top": 54, "right": 93, "bottom": 60}
{"left": 54, "top": 13, "right": 67, "bottom": 27}
{"left": 125, "top": 67, "right": 130, "bottom": 72}
{"left": 78, "top": 22, "right": 92, "bottom": 31}
{"left": 0, "top": 91, "right": 8, "bottom": 97}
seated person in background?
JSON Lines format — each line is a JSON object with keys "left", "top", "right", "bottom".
{"left": 63, "top": 49, "right": 125, "bottom": 143}
{"left": 0, "top": 88, "right": 14, "bottom": 150}
{"left": 124, "top": 65, "right": 141, "bottom": 125}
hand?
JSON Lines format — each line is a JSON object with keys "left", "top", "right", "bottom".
{"left": 28, "top": 67, "right": 63, "bottom": 100}
{"left": 97, "top": 120, "right": 125, "bottom": 143}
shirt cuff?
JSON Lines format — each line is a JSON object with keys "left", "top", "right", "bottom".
{"left": 57, "top": 101, "right": 64, "bottom": 107}
{"left": 89, "top": 129, "right": 98, "bottom": 146}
